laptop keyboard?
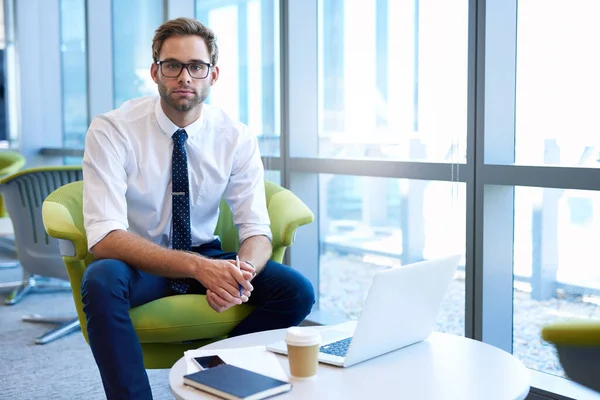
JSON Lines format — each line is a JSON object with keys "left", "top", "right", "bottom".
{"left": 319, "top": 337, "right": 353, "bottom": 357}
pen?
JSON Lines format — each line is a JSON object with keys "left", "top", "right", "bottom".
{"left": 235, "top": 255, "right": 243, "bottom": 298}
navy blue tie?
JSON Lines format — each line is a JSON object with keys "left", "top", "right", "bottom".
{"left": 171, "top": 129, "right": 192, "bottom": 294}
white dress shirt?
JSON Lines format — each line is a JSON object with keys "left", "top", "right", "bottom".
{"left": 82, "top": 95, "right": 271, "bottom": 251}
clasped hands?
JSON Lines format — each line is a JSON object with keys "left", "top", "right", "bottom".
{"left": 199, "top": 259, "right": 256, "bottom": 313}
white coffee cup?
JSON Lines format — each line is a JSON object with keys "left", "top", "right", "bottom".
{"left": 285, "top": 327, "right": 321, "bottom": 379}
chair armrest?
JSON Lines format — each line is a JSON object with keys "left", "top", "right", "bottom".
{"left": 268, "top": 189, "right": 314, "bottom": 247}
{"left": 42, "top": 201, "right": 88, "bottom": 260}
{"left": 542, "top": 320, "right": 600, "bottom": 346}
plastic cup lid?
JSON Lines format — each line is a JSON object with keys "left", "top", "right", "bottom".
{"left": 285, "top": 327, "right": 321, "bottom": 346}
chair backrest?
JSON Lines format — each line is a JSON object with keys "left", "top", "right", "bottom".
{"left": 0, "top": 166, "right": 83, "bottom": 280}
{"left": 215, "top": 181, "right": 290, "bottom": 256}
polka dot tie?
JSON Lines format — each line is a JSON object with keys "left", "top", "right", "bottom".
{"left": 170, "top": 129, "right": 192, "bottom": 294}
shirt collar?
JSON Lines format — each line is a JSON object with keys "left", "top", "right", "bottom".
{"left": 154, "top": 97, "right": 205, "bottom": 139}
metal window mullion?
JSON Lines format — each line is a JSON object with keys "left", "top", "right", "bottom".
{"left": 464, "top": 0, "right": 481, "bottom": 341}
{"left": 285, "top": 0, "right": 319, "bottom": 305}
{"left": 261, "top": 156, "right": 283, "bottom": 171}
{"left": 287, "top": 158, "right": 468, "bottom": 182}
{"left": 278, "top": 0, "right": 288, "bottom": 184}
{"left": 86, "top": 0, "right": 113, "bottom": 121}
{"left": 484, "top": 164, "right": 600, "bottom": 191}
{"left": 476, "top": 0, "right": 519, "bottom": 353}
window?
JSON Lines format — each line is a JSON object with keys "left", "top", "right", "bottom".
{"left": 478, "top": 0, "right": 600, "bottom": 392}
{"left": 315, "top": 0, "right": 468, "bottom": 162}
{"left": 60, "top": 0, "right": 87, "bottom": 150}
{"left": 196, "top": 0, "right": 280, "bottom": 157}
{"left": 112, "top": 0, "right": 163, "bottom": 107}
{"left": 513, "top": 187, "right": 600, "bottom": 376}
{"left": 319, "top": 174, "right": 466, "bottom": 335}
{"left": 515, "top": 1, "right": 600, "bottom": 167}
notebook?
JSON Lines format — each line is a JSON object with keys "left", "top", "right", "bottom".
{"left": 183, "top": 364, "right": 292, "bottom": 400}
{"left": 184, "top": 345, "right": 288, "bottom": 382}
{"left": 267, "top": 255, "right": 461, "bottom": 367}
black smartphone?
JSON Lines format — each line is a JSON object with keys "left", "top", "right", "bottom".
{"left": 192, "top": 355, "right": 226, "bottom": 370}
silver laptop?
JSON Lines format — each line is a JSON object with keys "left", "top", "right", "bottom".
{"left": 266, "top": 255, "right": 461, "bottom": 367}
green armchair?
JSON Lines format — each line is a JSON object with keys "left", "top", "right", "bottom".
{"left": 542, "top": 320, "right": 600, "bottom": 392}
{"left": 0, "top": 151, "right": 26, "bottom": 218}
{"left": 0, "top": 151, "right": 26, "bottom": 269}
{"left": 0, "top": 166, "right": 83, "bottom": 343}
{"left": 42, "top": 180, "right": 314, "bottom": 368}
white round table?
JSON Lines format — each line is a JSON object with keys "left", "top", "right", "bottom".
{"left": 169, "top": 328, "right": 530, "bottom": 400}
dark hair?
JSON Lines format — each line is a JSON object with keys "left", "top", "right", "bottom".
{"left": 152, "top": 17, "right": 218, "bottom": 65}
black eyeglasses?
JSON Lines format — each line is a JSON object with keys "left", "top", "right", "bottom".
{"left": 156, "top": 60, "right": 213, "bottom": 79}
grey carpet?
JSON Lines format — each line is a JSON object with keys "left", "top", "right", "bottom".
{"left": 0, "top": 264, "right": 174, "bottom": 400}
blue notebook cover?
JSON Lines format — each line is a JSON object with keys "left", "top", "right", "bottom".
{"left": 183, "top": 364, "right": 292, "bottom": 400}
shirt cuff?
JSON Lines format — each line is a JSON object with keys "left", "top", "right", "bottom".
{"left": 238, "top": 224, "right": 273, "bottom": 244}
{"left": 86, "top": 220, "right": 128, "bottom": 251}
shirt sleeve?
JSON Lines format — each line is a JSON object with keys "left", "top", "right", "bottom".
{"left": 82, "top": 115, "right": 130, "bottom": 250}
{"left": 223, "top": 126, "right": 272, "bottom": 244}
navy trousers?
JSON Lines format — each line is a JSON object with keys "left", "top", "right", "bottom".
{"left": 80, "top": 239, "right": 315, "bottom": 400}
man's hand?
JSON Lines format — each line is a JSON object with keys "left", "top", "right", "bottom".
{"left": 205, "top": 287, "right": 251, "bottom": 313}
{"left": 195, "top": 259, "right": 254, "bottom": 312}
{"left": 205, "top": 260, "right": 256, "bottom": 313}
{"left": 239, "top": 260, "right": 257, "bottom": 281}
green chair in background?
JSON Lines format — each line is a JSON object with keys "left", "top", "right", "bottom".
{"left": 42, "top": 179, "right": 314, "bottom": 368}
{"left": 0, "top": 166, "right": 83, "bottom": 344}
{"left": 0, "top": 151, "right": 26, "bottom": 268}
{"left": 542, "top": 320, "right": 600, "bottom": 392}
{"left": 0, "top": 151, "right": 26, "bottom": 218}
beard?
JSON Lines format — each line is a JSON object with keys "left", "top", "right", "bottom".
{"left": 158, "top": 81, "right": 210, "bottom": 112}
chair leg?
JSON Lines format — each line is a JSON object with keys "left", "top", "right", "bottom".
{"left": 4, "top": 275, "right": 71, "bottom": 305}
{"left": 21, "top": 315, "right": 81, "bottom": 345}
{"left": 31, "top": 277, "right": 72, "bottom": 291}
{"left": 4, "top": 280, "right": 35, "bottom": 305}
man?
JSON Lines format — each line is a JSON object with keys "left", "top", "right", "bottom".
{"left": 81, "top": 17, "right": 315, "bottom": 400}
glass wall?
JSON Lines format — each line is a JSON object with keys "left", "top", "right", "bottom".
{"left": 112, "top": 0, "right": 163, "bottom": 107}
{"left": 490, "top": 0, "right": 600, "bottom": 379}
{"left": 313, "top": 0, "right": 468, "bottom": 337}
{"left": 60, "top": 0, "right": 87, "bottom": 149}
{"left": 319, "top": 174, "right": 466, "bottom": 335}
{"left": 316, "top": 0, "right": 468, "bottom": 162}
{"left": 515, "top": 0, "right": 600, "bottom": 168}
{"left": 513, "top": 187, "right": 600, "bottom": 376}
{"left": 196, "top": 0, "right": 281, "bottom": 157}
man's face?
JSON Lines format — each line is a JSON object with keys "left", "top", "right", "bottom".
{"left": 151, "top": 35, "right": 218, "bottom": 113}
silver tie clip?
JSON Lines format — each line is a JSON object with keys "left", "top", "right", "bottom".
{"left": 172, "top": 192, "right": 186, "bottom": 196}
